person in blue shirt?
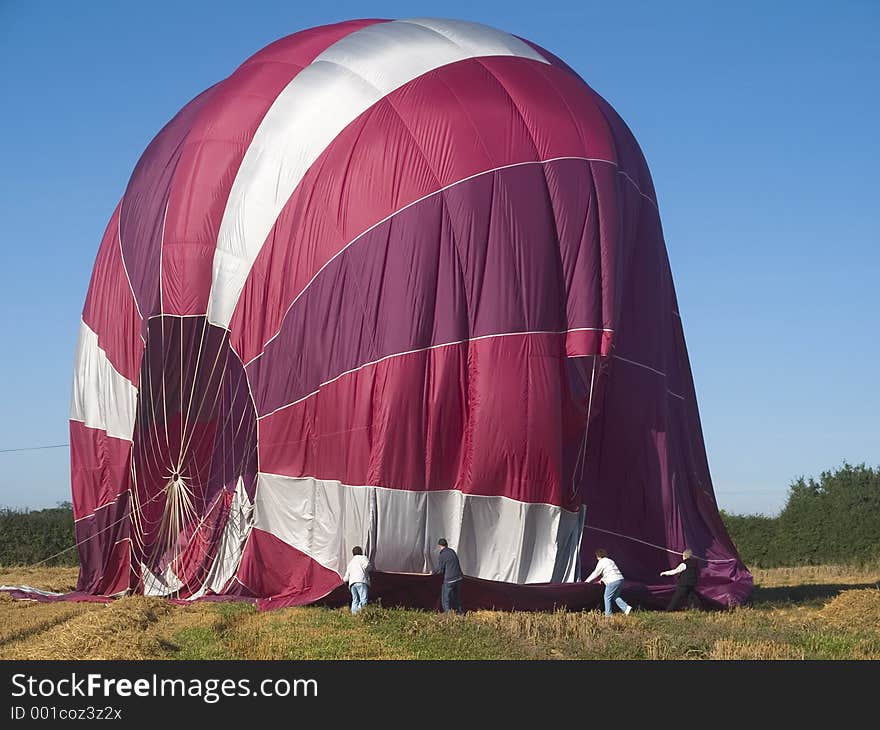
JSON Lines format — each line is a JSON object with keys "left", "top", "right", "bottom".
{"left": 433, "top": 538, "right": 464, "bottom": 614}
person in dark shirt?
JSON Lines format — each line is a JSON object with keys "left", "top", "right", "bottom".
{"left": 660, "top": 548, "right": 701, "bottom": 611}
{"left": 433, "top": 538, "right": 464, "bottom": 614}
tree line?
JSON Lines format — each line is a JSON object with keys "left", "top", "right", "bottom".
{"left": 721, "top": 462, "right": 880, "bottom": 567}
{"left": 1, "top": 463, "right": 877, "bottom": 569}
{"left": 0, "top": 501, "right": 77, "bottom": 566}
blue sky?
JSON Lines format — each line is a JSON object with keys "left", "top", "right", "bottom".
{"left": 0, "top": 1, "right": 877, "bottom": 516}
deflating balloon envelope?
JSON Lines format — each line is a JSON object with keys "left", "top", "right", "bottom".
{"left": 69, "top": 17, "right": 752, "bottom": 610}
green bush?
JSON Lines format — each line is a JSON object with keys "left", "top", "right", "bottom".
{"left": 718, "top": 510, "right": 778, "bottom": 567}
{"left": 722, "top": 463, "right": 880, "bottom": 568}
{"left": 0, "top": 503, "right": 78, "bottom": 567}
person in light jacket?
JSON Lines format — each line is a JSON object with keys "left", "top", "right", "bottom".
{"left": 584, "top": 548, "right": 632, "bottom": 616}
{"left": 342, "top": 545, "right": 372, "bottom": 614}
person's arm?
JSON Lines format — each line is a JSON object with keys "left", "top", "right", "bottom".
{"left": 660, "top": 562, "right": 686, "bottom": 577}
{"left": 342, "top": 561, "right": 350, "bottom": 583}
{"left": 584, "top": 561, "right": 602, "bottom": 583}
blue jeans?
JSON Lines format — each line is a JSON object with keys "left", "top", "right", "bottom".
{"left": 350, "top": 582, "right": 368, "bottom": 613}
{"left": 441, "top": 580, "right": 462, "bottom": 613}
{"left": 603, "top": 579, "right": 630, "bottom": 616}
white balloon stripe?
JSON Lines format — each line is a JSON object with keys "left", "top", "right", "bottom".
{"left": 70, "top": 320, "right": 138, "bottom": 441}
{"left": 208, "top": 18, "right": 549, "bottom": 328}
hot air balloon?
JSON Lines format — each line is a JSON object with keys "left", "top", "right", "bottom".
{"left": 69, "top": 17, "right": 752, "bottom": 610}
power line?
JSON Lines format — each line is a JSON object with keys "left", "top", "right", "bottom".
{"left": 0, "top": 443, "right": 69, "bottom": 454}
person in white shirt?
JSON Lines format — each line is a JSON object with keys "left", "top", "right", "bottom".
{"left": 583, "top": 548, "right": 633, "bottom": 616}
{"left": 342, "top": 545, "right": 372, "bottom": 614}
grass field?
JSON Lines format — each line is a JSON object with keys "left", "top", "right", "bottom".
{"left": 1, "top": 564, "right": 878, "bottom": 660}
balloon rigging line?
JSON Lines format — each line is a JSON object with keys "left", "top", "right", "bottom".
{"left": 143, "top": 331, "right": 175, "bottom": 473}
{"left": 176, "top": 315, "right": 211, "bottom": 468}
{"left": 583, "top": 524, "right": 740, "bottom": 563}
{"left": 138, "top": 347, "right": 172, "bottom": 483}
{"left": 139, "top": 487, "right": 230, "bottom": 597}
{"left": 178, "top": 317, "right": 184, "bottom": 466}
{"left": 571, "top": 355, "right": 597, "bottom": 498}
{"left": 159, "top": 314, "right": 171, "bottom": 456}
{"left": 24, "top": 487, "right": 168, "bottom": 569}
{"left": 183, "top": 366, "right": 250, "bottom": 495}
{"left": 178, "top": 334, "right": 230, "bottom": 467}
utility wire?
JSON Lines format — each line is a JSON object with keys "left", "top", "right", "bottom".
{"left": 0, "top": 443, "right": 69, "bottom": 453}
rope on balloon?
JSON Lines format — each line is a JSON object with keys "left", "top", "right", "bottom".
{"left": 570, "top": 354, "right": 597, "bottom": 499}
{"left": 128, "top": 320, "right": 254, "bottom": 597}
{"left": 18, "top": 486, "right": 169, "bottom": 570}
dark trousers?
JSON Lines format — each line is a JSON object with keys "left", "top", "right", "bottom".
{"left": 441, "top": 580, "right": 463, "bottom": 613}
{"left": 666, "top": 584, "right": 699, "bottom": 611}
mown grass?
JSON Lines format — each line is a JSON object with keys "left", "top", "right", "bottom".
{"left": 173, "top": 605, "right": 535, "bottom": 660}
{"left": 1, "top": 563, "right": 877, "bottom": 660}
